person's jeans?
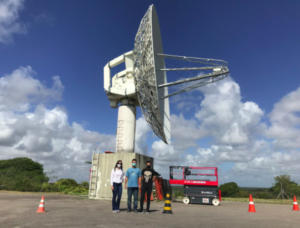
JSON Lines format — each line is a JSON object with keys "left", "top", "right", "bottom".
{"left": 127, "top": 187, "right": 138, "bottom": 210}
{"left": 112, "top": 183, "right": 122, "bottom": 211}
{"left": 140, "top": 184, "right": 152, "bottom": 210}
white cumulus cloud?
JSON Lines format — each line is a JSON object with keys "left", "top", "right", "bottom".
{"left": 0, "top": 66, "right": 115, "bottom": 182}
{"left": 196, "top": 78, "right": 265, "bottom": 145}
{"left": 134, "top": 117, "right": 151, "bottom": 155}
{"left": 137, "top": 77, "right": 300, "bottom": 187}
{"left": 0, "top": 66, "right": 63, "bottom": 111}
{"left": 268, "top": 87, "right": 300, "bottom": 149}
{"left": 0, "top": 0, "right": 25, "bottom": 43}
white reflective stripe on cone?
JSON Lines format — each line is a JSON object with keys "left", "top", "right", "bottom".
{"left": 249, "top": 202, "right": 254, "bottom": 205}
{"left": 293, "top": 202, "right": 298, "bottom": 205}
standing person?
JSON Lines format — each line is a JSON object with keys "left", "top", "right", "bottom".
{"left": 111, "top": 160, "right": 124, "bottom": 213}
{"left": 125, "top": 158, "right": 141, "bottom": 212}
{"left": 139, "top": 160, "right": 159, "bottom": 213}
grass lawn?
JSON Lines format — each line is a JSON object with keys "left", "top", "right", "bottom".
{"left": 222, "top": 197, "right": 293, "bottom": 205}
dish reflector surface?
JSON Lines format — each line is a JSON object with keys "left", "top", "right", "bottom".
{"left": 134, "top": 5, "right": 170, "bottom": 143}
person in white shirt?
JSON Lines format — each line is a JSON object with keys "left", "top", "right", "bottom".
{"left": 111, "top": 160, "right": 124, "bottom": 213}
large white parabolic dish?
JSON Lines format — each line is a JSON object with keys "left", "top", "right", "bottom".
{"left": 134, "top": 5, "right": 171, "bottom": 144}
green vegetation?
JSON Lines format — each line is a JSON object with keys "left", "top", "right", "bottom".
{"left": 237, "top": 187, "right": 274, "bottom": 199}
{"left": 0, "top": 157, "right": 49, "bottom": 191}
{"left": 2, "top": 157, "right": 300, "bottom": 200}
{"left": 219, "top": 182, "right": 239, "bottom": 197}
{"left": 0, "top": 157, "right": 88, "bottom": 195}
{"left": 222, "top": 197, "right": 293, "bottom": 205}
{"left": 220, "top": 177, "right": 300, "bottom": 199}
{"left": 218, "top": 175, "right": 300, "bottom": 199}
{"left": 270, "top": 175, "right": 300, "bottom": 199}
{"left": 172, "top": 186, "right": 184, "bottom": 199}
{"left": 41, "top": 179, "right": 89, "bottom": 195}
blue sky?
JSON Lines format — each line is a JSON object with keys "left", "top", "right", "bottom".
{"left": 1, "top": 0, "right": 300, "bottom": 187}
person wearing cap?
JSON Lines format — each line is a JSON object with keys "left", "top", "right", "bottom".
{"left": 138, "top": 160, "right": 159, "bottom": 213}
{"left": 110, "top": 160, "right": 124, "bottom": 213}
{"left": 125, "top": 158, "right": 141, "bottom": 212}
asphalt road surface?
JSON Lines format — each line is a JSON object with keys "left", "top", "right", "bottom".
{"left": 1, "top": 192, "right": 299, "bottom": 228}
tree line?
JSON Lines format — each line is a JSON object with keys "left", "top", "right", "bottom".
{"left": 220, "top": 175, "right": 300, "bottom": 199}
{"left": 1, "top": 157, "right": 299, "bottom": 199}
{"left": 0, "top": 157, "right": 88, "bottom": 194}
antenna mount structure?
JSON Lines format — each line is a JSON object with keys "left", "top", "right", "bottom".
{"left": 103, "top": 5, "right": 230, "bottom": 153}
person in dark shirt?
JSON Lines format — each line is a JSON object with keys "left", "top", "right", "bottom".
{"left": 138, "top": 160, "right": 159, "bottom": 213}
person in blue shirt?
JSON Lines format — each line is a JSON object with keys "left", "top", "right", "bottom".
{"left": 125, "top": 158, "right": 141, "bottom": 212}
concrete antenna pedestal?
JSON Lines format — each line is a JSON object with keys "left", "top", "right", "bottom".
{"left": 89, "top": 51, "right": 152, "bottom": 200}
{"left": 116, "top": 100, "right": 136, "bottom": 153}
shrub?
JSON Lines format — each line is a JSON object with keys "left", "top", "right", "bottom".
{"left": 173, "top": 190, "right": 184, "bottom": 198}
{"left": 41, "top": 182, "right": 59, "bottom": 192}
{"left": 254, "top": 191, "right": 274, "bottom": 199}
{"left": 220, "top": 182, "right": 240, "bottom": 197}
{"left": 68, "top": 186, "right": 88, "bottom": 194}
{"left": 80, "top": 181, "right": 89, "bottom": 189}
{"left": 55, "top": 178, "right": 78, "bottom": 192}
{"left": 236, "top": 190, "right": 250, "bottom": 198}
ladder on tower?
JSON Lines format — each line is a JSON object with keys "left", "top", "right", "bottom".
{"left": 89, "top": 152, "right": 100, "bottom": 198}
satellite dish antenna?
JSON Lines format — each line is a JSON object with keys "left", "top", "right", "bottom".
{"left": 103, "top": 5, "right": 229, "bottom": 152}
{"left": 134, "top": 4, "right": 170, "bottom": 144}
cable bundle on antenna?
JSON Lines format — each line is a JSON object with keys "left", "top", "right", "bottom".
{"left": 158, "top": 54, "right": 229, "bottom": 98}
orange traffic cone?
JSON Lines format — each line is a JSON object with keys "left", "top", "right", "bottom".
{"left": 36, "top": 196, "right": 45, "bottom": 213}
{"left": 292, "top": 195, "right": 299, "bottom": 211}
{"left": 248, "top": 194, "right": 256, "bottom": 212}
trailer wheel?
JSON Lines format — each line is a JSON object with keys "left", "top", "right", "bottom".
{"left": 212, "top": 198, "right": 220, "bottom": 206}
{"left": 183, "top": 197, "right": 190, "bottom": 205}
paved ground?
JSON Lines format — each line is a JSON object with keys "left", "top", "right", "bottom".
{"left": 1, "top": 191, "right": 300, "bottom": 228}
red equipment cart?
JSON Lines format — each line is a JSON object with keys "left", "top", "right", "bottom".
{"left": 169, "top": 166, "right": 221, "bottom": 206}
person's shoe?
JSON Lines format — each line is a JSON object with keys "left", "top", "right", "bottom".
{"left": 133, "top": 209, "right": 138, "bottom": 213}
{"left": 138, "top": 209, "right": 143, "bottom": 213}
{"left": 145, "top": 209, "right": 150, "bottom": 214}
{"left": 127, "top": 209, "right": 131, "bottom": 213}
{"left": 116, "top": 210, "right": 120, "bottom": 213}
{"left": 112, "top": 210, "right": 117, "bottom": 213}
